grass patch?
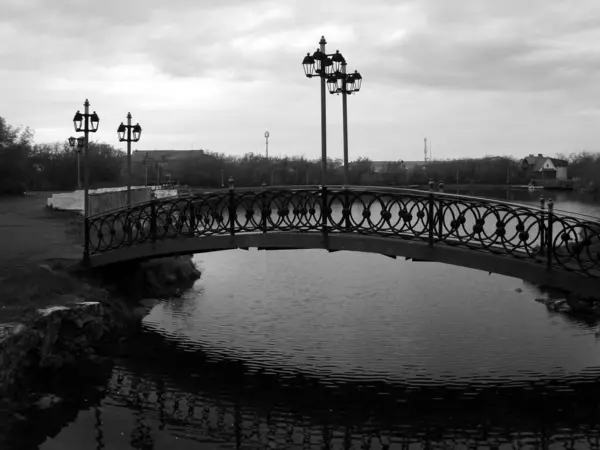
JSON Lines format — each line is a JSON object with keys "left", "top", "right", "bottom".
{"left": 0, "top": 259, "right": 107, "bottom": 324}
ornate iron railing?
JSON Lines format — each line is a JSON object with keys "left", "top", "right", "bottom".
{"left": 84, "top": 184, "right": 600, "bottom": 278}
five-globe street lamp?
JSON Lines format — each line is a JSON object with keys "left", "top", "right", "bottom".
{"left": 72, "top": 99, "right": 100, "bottom": 219}
{"left": 326, "top": 57, "right": 362, "bottom": 186}
{"left": 117, "top": 112, "right": 142, "bottom": 206}
{"left": 68, "top": 136, "right": 85, "bottom": 190}
{"left": 302, "top": 36, "right": 336, "bottom": 186}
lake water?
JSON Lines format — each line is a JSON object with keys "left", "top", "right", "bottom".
{"left": 11, "top": 189, "right": 600, "bottom": 449}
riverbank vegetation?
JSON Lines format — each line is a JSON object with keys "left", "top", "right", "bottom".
{"left": 2, "top": 115, "right": 599, "bottom": 194}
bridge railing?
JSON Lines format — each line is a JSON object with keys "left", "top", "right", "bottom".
{"left": 84, "top": 184, "right": 600, "bottom": 278}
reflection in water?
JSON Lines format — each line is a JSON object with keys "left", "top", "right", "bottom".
{"left": 33, "top": 345, "right": 600, "bottom": 449}
{"left": 94, "top": 407, "right": 105, "bottom": 450}
{"left": 13, "top": 190, "right": 600, "bottom": 449}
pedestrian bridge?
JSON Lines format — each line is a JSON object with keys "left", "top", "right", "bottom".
{"left": 84, "top": 185, "right": 600, "bottom": 298}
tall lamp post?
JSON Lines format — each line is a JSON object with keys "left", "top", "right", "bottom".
{"left": 302, "top": 36, "right": 335, "bottom": 186}
{"left": 68, "top": 136, "right": 85, "bottom": 190}
{"left": 117, "top": 113, "right": 142, "bottom": 206}
{"left": 326, "top": 56, "right": 362, "bottom": 186}
{"left": 72, "top": 99, "right": 100, "bottom": 219}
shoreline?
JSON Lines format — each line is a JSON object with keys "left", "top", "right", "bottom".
{"left": 0, "top": 253, "right": 202, "bottom": 447}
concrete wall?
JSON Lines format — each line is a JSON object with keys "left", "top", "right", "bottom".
{"left": 47, "top": 191, "right": 85, "bottom": 213}
{"left": 89, "top": 188, "right": 151, "bottom": 216}
{"left": 152, "top": 189, "right": 178, "bottom": 199}
{"left": 48, "top": 186, "right": 158, "bottom": 215}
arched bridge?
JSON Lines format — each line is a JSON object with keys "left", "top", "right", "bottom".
{"left": 84, "top": 185, "right": 600, "bottom": 298}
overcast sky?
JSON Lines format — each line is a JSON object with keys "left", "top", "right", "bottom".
{"left": 1, "top": 0, "right": 599, "bottom": 161}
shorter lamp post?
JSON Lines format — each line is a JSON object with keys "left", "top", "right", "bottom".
{"left": 68, "top": 136, "right": 85, "bottom": 190}
{"left": 117, "top": 113, "right": 142, "bottom": 206}
{"left": 72, "top": 99, "right": 100, "bottom": 219}
{"left": 325, "top": 56, "right": 362, "bottom": 186}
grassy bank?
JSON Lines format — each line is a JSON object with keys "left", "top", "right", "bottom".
{"left": 0, "top": 259, "right": 105, "bottom": 324}
{"left": 0, "top": 192, "right": 201, "bottom": 344}
{"left": 0, "top": 255, "right": 202, "bottom": 326}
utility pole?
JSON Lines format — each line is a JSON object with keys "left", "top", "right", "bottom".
{"left": 424, "top": 138, "right": 428, "bottom": 164}
{"left": 265, "top": 131, "right": 269, "bottom": 159}
{"left": 144, "top": 152, "right": 149, "bottom": 186}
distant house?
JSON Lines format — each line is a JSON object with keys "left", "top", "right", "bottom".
{"left": 520, "top": 154, "right": 568, "bottom": 180}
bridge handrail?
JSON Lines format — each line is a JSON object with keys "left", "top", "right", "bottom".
{"left": 84, "top": 185, "right": 600, "bottom": 281}
{"left": 88, "top": 185, "right": 600, "bottom": 222}
{"left": 334, "top": 185, "right": 600, "bottom": 222}
{"left": 193, "top": 184, "right": 600, "bottom": 222}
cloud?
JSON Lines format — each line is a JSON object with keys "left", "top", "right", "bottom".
{"left": 362, "top": 0, "right": 600, "bottom": 93}
{"left": 1, "top": 0, "right": 599, "bottom": 159}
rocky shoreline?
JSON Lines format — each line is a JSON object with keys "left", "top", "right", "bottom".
{"left": 535, "top": 295, "right": 600, "bottom": 317}
{"left": 0, "top": 255, "right": 201, "bottom": 412}
{"left": 531, "top": 280, "right": 600, "bottom": 326}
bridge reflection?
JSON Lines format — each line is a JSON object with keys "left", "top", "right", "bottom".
{"left": 74, "top": 329, "right": 600, "bottom": 450}
{"left": 92, "top": 363, "right": 600, "bottom": 450}
{"left": 5, "top": 332, "right": 600, "bottom": 449}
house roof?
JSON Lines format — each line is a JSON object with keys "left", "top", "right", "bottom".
{"left": 549, "top": 158, "right": 568, "bottom": 167}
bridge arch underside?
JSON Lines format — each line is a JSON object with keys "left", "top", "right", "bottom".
{"left": 89, "top": 233, "right": 599, "bottom": 299}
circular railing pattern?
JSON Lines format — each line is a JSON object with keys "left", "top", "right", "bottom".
{"left": 85, "top": 187, "right": 600, "bottom": 278}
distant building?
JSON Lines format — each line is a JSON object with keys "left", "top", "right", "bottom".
{"left": 369, "top": 160, "right": 426, "bottom": 174}
{"left": 520, "top": 154, "right": 568, "bottom": 180}
{"left": 131, "top": 149, "right": 206, "bottom": 164}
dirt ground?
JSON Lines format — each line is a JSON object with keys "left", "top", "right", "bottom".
{"left": 0, "top": 193, "right": 83, "bottom": 274}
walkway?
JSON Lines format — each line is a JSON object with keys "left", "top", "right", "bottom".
{"left": 0, "top": 193, "right": 83, "bottom": 322}
{"left": 0, "top": 193, "right": 82, "bottom": 272}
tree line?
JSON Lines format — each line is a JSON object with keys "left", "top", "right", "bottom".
{"left": 1, "top": 116, "right": 599, "bottom": 194}
{"left": 0, "top": 117, "right": 124, "bottom": 194}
